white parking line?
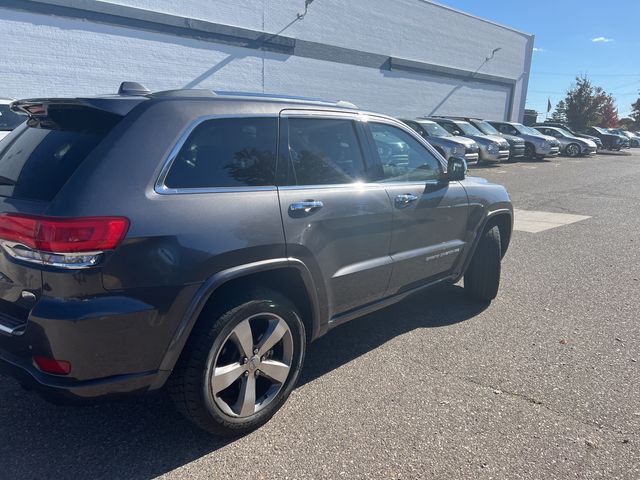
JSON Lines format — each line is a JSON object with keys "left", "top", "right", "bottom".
{"left": 513, "top": 209, "right": 591, "bottom": 233}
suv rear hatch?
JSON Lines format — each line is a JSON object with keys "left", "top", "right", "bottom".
{"left": 0, "top": 98, "right": 141, "bottom": 335}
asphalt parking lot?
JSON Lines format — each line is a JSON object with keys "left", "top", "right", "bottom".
{"left": 1, "top": 151, "right": 639, "bottom": 480}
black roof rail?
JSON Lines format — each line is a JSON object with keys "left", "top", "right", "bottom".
{"left": 214, "top": 91, "right": 358, "bottom": 108}
{"left": 149, "top": 89, "right": 217, "bottom": 98}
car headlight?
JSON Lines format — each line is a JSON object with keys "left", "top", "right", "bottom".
{"left": 487, "top": 142, "right": 498, "bottom": 153}
{"left": 541, "top": 140, "right": 549, "bottom": 148}
{"left": 453, "top": 146, "right": 464, "bottom": 156}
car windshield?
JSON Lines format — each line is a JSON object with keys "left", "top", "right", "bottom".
{"left": 556, "top": 128, "right": 574, "bottom": 137}
{"left": 473, "top": 120, "right": 500, "bottom": 135}
{"left": 417, "top": 121, "right": 451, "bottom": 137}
{"left": 518, "top": 124, "right": 543, "bottom": 136}
{"left": 455, "top": 121, "right": 483, "bottom": 136}
{"left": 0, "top": 105, "right": 24, "bottom": 131}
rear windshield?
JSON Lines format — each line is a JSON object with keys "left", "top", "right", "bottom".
{"left": 0, "top": 106, "right": 120, "bottom": 201}
{"left": 0, "top": 105, "right": 24, "bottom": 131}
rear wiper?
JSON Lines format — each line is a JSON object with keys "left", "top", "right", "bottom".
{"left": 0, "top": 176, "right": 16, "bottom": 186}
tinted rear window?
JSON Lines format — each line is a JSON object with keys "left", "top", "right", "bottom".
{"left": 164, "top": 117, "right": 277, "bottom": 189}
{"left": 0, "top": 106, "right": 120, "bottom": 201}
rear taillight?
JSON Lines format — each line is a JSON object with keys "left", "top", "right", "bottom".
{"left": 0, "top": 214, "right": 129, "bottom": 268}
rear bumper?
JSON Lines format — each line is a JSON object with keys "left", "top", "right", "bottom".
{"left": 0, "top": 285, "right": 198, "bottom": 403}
{"left": 0, "top": 346, "right": 169, "bottom": 404}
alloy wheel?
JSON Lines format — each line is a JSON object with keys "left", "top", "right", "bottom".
{"left": 566, "top": 144, "right": 580, "bottom": 157}
{"left": 208, "top": 313, "right": 294, "bottom": 418}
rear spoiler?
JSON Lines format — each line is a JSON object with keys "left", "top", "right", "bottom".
{"left": 11, "top": 96, "right": 148, "bottom": 118}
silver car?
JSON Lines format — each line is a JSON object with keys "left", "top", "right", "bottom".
{"left": 610, "top": 129, "right": 640, "bottom": 147}
{"left": 534, "top": 126, "right": 597, "bottom": 157}
{"left": 428, "top": 118, "right": 510, "bottom": 164}
{"left": 401, "top": 118, "right": 480, "bottom": 165}
{"left": 489, "top": 121, "right": 560, "bottom": 160}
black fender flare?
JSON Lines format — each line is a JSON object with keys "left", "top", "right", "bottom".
{"left": 154, "top": 257, "right": 322, "bottom": 379}
{"left": 452, "top": 207, "right": 513, "bottom": 283}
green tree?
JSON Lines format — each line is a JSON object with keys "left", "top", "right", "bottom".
{"left": 564, "top": 76, "right": 605, "bottom": 131}
{"left": 550, "top": 100, "right": 567, "bottom": 123}
{"left": 597, "top": 92, "right": 618, "bottom": 128}
{"left": 630, "top": 94, "right": 640, "bottom": 126}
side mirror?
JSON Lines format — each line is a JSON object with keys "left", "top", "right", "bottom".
{"left": 452, "top": 130, "right": 461, "bottom": 136}
{"left": 446, "top": 157, "right": 466, "bottom": 181}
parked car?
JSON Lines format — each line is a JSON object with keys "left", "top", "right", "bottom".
{"left": 533, "top": 122, "right": 603, "bottom": 150}
{"left": 443, "top": 116, "right": 525, "bottom": 161}
{"left": 400, "top": 118, "right": 479, "bottom": 165}
{"left": 533, "top": 126, "right": 597, "bottom": 157}
{"left": 609, "top": 129, "right": 640, "bottom": 147}
{"left": 426, "top": 117, "right": 510, "bottom": 164}
{"left": 0, "top": 83, "right": 513, "bottom": 436}
{"left": 583, "top": 126, "right": 629, "bottom": 150}
{"left": 489, "top": 121, "right": 560, "bottom": 160}
{"left": 0, "top": 98, "right": 23, "bottom": 141}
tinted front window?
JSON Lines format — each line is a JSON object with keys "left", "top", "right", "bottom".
{"left": 0, "top": 107, "right": 120, "bottom": 201}
{"left": 164, "top": 117, "right": 277, "bottom": 189}
{"left": 370, "top": 123, "right": 442, "bottom": 183}
{"left": 496, "top": 124, "right": 517, "bottom": 135}
{"left": 286, "top": 118, "right": 365, "bottom": 185}
{"left": 0, "top": 105, "right": 24, "bottom": 131}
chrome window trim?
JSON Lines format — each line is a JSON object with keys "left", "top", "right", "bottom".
{"left": 277, "top": 179, "right": 440, "bottom": 191}
{"left": 154, "top": 113, "right": 280, "bottom": 195}
{"left": 154, "top": 110, "right": 449, "bottom": 195}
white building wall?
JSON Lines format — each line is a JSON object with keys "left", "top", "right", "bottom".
{"left": 0, "top": 0, "right": 532, "bottom": 120}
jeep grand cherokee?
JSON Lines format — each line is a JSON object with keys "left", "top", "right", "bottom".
{"left": 0, "top": 83, "right": 513, "bottom": 436}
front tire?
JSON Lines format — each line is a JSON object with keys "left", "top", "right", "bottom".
{"left": 168, "top": 290, "right": 306, "bottom": 436}
{"left": 565, "top": 143, "right": 580, "bottom": 157}
{"left": 464, "top": 225, "right": 501, "bottom": 301}
{"left": 524, "top": 143, "right": 536, "bottom": 160}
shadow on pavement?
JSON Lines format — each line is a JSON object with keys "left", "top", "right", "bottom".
{"left": 0, "top": 285, "right": 486, "bottom": 479}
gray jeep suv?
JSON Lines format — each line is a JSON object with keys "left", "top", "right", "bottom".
{"left": 0, "top": 84, "right": 513, "bottom": 436}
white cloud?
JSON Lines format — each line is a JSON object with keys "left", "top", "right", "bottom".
{"left": 592, "top": 36, "right": 614, "bottom": 43}
{"left": 532, "top": 47, "right": 545, "bottom": 52}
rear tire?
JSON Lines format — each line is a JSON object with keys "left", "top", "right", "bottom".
{"left": 464, "top": 225, "right": 501, "bottom": 302}
{"left": 168, "top": 290, "right": 306, "bottom": 436}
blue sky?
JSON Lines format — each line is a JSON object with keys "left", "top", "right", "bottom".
{"left": 438, "top": 0, "right": 640, "bottom": 117}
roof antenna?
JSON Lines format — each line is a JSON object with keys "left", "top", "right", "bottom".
{"left": 118, "top": 82, "right": 151, "bottom": 96}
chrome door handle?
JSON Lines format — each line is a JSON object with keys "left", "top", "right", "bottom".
{"left": 289, "top": 200, "right": 324, "bottom": 213}
{"left": 394, "top": 194, "right": 419, "bottom": 206}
